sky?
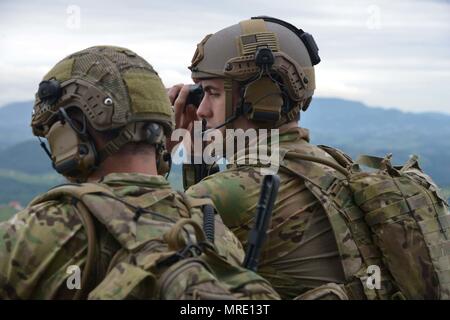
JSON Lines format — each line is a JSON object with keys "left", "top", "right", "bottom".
{"left": 0, "top": 0, "right": 449, "bottom": 114}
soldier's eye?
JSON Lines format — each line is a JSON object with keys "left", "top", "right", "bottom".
{"left": 209, "top": 91, "right": 221, "bottom": 97}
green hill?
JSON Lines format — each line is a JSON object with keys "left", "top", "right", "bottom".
{"left": 0, "top": 140, "right": 54, "bottom": 174}
{"left": 443, "top": 188, "right": 450, "bottom": 202}
{"left": 0, "top": 98, "right": 448, "bottom": 214}
{"left": 0, "top": 102, "right": 34, "bottom": 150}
{"left": 301, "top": 98, "right": 450, "bottom": 187}
{"left": 0, "top": 170, "right": 62, "bottom": 204}
{"left": 4, "top": 98, "right": 448, "bottom": 184}
{"left": 0, "top": 206, "right": 17, "bottom": 222}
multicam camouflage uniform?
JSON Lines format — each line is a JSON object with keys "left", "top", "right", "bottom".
{"left": 188, "top": 126, "right": 450, "bottom": 300}
{"left": 184, "top": 17, "right": 450, "bottom": 299}
{"left": 0, "top": 46, "right": 279, "bottom": 300}
{"left": 183, "top": 18, "right": 346, "bottom": 299}
{"left": 0, "top": 173, "right": 278, "bottom": 299}
{"left": 187, "top": 128, "right": 346, "bottom": 299}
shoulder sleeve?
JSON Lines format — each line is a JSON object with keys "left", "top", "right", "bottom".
{"left": 0, "top": 200, "right": 86, "bottom": 299}
{"left": 186, "top": 167, "right": 263, "bottom": 229}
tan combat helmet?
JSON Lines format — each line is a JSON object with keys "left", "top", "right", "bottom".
{"left": 31, "top": 46, "right": 173, "bottom": 181}
{"left": 189, "top": 16, "right": 320, "bottom": 129}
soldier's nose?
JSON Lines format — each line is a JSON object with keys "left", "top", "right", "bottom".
{"left": 196, "top": 100, "right": 212, "bottom": 119}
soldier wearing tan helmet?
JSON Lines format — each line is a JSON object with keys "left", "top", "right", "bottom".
{"left": 170, "top": 16, "right": 450, "bottom": 300}
{"left": 168, "top": 16, "right": 348, "bottom": 299}
{"left": 0, "top": 46, "right": 279, "bottom": 300}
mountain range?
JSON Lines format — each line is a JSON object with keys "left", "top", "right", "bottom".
{"left": 0, "top": 98, "right": 448, "bottom": 208}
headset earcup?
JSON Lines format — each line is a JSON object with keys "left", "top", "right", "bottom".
{"left": 46, "top": 120, "right": 98, "bottom": 180}
{"left": 242, "top": 77, "right": 283, "bottom": 122}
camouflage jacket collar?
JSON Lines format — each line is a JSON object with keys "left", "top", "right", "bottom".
{"left": 278, "top": 127, "right": 310, "bottom": 144}
{"left": 97, "top": 173, "right": 171, "bottom": 189}
{"left": 227, "top": 126, "right": 311, "bottom": 168}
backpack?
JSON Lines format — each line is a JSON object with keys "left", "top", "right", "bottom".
{"left": 29, "top": 182, "right": 279, "bottom": 300}
{"left": 279, "top": 144, "right": 450, "bottom": 299}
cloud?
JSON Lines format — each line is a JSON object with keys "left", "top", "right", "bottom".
{"left": 0, "top": 0, "right": 449, "bottom": 114}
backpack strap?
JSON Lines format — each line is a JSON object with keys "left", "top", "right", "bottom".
{"left": 318, "top": 145, "right": 355, "bottom": 169}
{"left": 29, "top": 182, "right": 146, "bottom": 299}
{"left": 29, "top": 183, "right": 116, "bottom": 206}
{"left": 29, "top": 183, "right": 114, "bottom": 300}
{"left": 279, "top": 145, "right": 397, "bottom": 299}
{"left": 177, "top": 192, "right": 215, "bottom": 209}
{"left": 279, "top": 149, "right": 362, "bottom": 272}
{"left": 70, "top": 199, "right": 99, "bottom": 300}
{"left": 175, "top": 192, "right": 217, "bottom": 244}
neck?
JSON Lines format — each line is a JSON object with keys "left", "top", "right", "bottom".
{"left": 87, "top": 152, "right": 158, "bottom": 182}
{"left": 278, "top": 121, "right": 299, "bottom": 133}
{"left": 233, "top": 116, "right": 298, "bottom": 132}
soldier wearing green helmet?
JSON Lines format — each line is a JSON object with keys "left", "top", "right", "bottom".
{"left": 0, "top": 46, "right": 280, "bottom": 300}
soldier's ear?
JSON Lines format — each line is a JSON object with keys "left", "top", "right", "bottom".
{"left": 86, "top": 129, "right": 106, "bottom": 150}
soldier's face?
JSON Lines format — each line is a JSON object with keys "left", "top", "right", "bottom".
{"left": 196, "top": 78, "right": 226, "bottom": 132}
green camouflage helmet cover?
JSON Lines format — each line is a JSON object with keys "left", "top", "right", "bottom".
{"left": 32, "top": 45, "right": 173, "bottom": 137}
